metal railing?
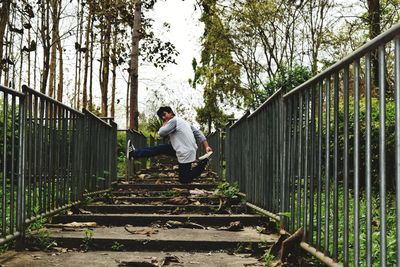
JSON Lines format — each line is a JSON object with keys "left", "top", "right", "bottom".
{"left": 207, "top": 130, "right": 223, "bottom": 178}
{"left": 126, "top": 129, "right": 148, "bottom": 178}
{"left": 222, "top": 22, "right": 400, "bottom": 266}
{"left": 0, "top": 85, "right": 117, "bottom": 247}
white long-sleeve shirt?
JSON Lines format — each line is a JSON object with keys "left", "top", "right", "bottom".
{"left": 158, "top": 116, "right": 206, "bottom": 163}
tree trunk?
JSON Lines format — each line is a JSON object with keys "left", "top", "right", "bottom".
{"left": 126, "top": 72, "right": 130, "bottom": 128}
{"left": 48, "top": 0, "right": 60, "bottom": 98}
{"left": 129, "top": 0, "right": 141, "bottom": 130}
{"left": 89, "top": 14, "right": 94, "bottom": 111}
{"left": 82, "top": 8, "right": 92, "bottom": 110}
{"left": 100, "top": 23, "right": 111, "bottom": 117}
{"left": 367, "top": 0, "right": 380, "bottom": 87}
{"left": 111, "top": 22, "right": 118, "bottom": 118}
{"left": 56, "top": 30, "right": 64, "bottom": 102}
{"left": 0, "top": 0, "right": 11, "bottom": 83}
{"left": 40, "top": 0, "right": 51, "bottom": 94}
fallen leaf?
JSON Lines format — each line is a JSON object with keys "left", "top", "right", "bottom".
{"left": 118, "top": 260, "right": 158, "bottom": 267}
{"left": 45, "top": 222, "right": 97, "bottom": 228}
{"left": 218, "top": 221, "right": 243, "bottom": 231}
{"left": 164, "top": 196, "right": 190, "bottom": 205}
{"left": 159, "top": 254, "right": 180, "bottom": 266}
{"left": 124, "top": 226, "right": 159, "bottom": 236}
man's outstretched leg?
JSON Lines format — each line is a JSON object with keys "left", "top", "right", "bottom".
{"left": 127, "top": 140, "right": 176, "bottom": 160}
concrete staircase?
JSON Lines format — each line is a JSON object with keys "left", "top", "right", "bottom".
{"left": 1, "top": 158, "right": 279, "bottom": 267}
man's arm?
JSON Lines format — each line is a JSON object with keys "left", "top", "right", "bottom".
{"left": 158, "top": 118, "right": 177, "bottom": 137}
{"left": 191, "top": 126, "right": 212, "bottom": 152}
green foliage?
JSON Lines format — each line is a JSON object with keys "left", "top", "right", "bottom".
{"left": 111, "top": 241, "right": 125, "bottom": 251}
{"left": 262, "top": 251, "right": 275, "bottom": 266}
{"left": 81, "top": 229, "right": 94, "bottom": 251}
{"left": 309, "top": 186, "right": 397, "bottom": 266}
{"left": 214, "top": 180, "right": 243, "bottom": 201}
{"left": 117, "top": 131, "right": 126, "bottom": 177}
{"left": 256, "top": 65, "right": 312, "bottom": 105}
{"left": 29, "top": 229, "right": 55, "bottom": 251}
{"left": 192, "top": 0, "right": 247, "bottom": 131}
{"left": 0, "top": 244, "right": 9, "bottom": 254}
{"left": 27, "top": 206, "right": 47, "bottom": 233}
{"left": 335, "top": 96, "right": 396, "bottom": 187}
{"left": 82, "top": 196, "right": 94, "bottom": 206}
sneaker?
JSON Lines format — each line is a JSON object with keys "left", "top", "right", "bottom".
{"left": 126, "top": 139, "right": 135, "bottom": 160}
{"left": 199, "top": 151, "right": 213, "bottom": 161}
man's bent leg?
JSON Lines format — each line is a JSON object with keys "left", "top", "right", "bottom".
{"left": 178, "top": 159, "right": 208, "bottom": 184}
{"left": 132, "top": 144, "right": 176, "bottom": 158}
{"left": 178, "top": 163, "right": 194, "bottom": 184}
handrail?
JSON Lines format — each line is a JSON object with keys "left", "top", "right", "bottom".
{"left": 23, "top": 85, "right": 84, "bottom": 115}
{"left": 229, "top": 110, "right": 250, "bottom": 129}
{"left": 248, "top": 88, "right": 282, "bottom": 119}
{"left": 0, "top": 85, "right": 25, "bottom": 97}
{"left": 82, "top": 108, "right": 112, "bottom": 128}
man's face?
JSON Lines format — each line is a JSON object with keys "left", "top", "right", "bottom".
{"left": 161, "top": 111, "right": 173, "bottom": 122}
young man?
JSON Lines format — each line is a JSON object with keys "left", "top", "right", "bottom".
{"left": 126, "top": 106, "right": 213, "bottom": 184}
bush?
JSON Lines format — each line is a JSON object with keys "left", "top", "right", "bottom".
{"left": 335, "top": 96, "right": 396, "bottom": 188}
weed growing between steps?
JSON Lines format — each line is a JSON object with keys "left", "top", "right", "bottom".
{"left": 25, "top": 207, "right": 56, "bottom": 251}
{"left": 111, "top": 241, "right": 125, "bottom": 251}
{"left": 81, "top": 229, "right": 94, "bottom": 251}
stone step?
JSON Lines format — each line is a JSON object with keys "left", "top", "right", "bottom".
{"left": 114, "top": 183, "right": 216, "bottom": 191}
{"left": 0, "top": 251, "right": 267, "bottom": 267}
{"left": 111, "top": 190, "right": 211, "bottom": 197}
{"left": 51, "top": 214, "right": 267, "bottom": 227}
{"left": 97, "top": 196, "right": 221, "bottom": 205}
{"left": 38, "top": 226, "right": 278, "bottom": 252}
{"left": 119, "top": 177, "right": 217, "bottom": 184}
{"left": 83, "top": 204, "right": 247, "bottom": 214}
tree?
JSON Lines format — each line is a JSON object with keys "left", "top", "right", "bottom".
{"left": 0, "top": 0, "right": 12, "bottom": 83}
{"left": 192, "top": 0, "right": 245, "bottom": 132}
{"left": 129, "top": 0, "right": 141, "bottom": 129}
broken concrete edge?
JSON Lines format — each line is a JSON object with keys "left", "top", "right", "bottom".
{"left": 245, "top": 201, "right": 343, "bottom": 267}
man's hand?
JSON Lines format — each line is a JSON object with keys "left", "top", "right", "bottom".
{"left": 205, "top": 146, "right": 213, "bottom": 153}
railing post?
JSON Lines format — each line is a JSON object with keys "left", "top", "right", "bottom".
{"left": 16, "top": 86, "right": 27, "bottom": 249}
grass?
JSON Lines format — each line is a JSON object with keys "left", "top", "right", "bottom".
{"left": 288, "top": 182, "right": 397, "bottom": 266}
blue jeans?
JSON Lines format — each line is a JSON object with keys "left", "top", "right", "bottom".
{"left": 131, "top": 144, "right": 208, "bottom": 184}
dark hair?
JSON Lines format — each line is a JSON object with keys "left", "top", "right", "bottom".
{"left": 156, "top": 106, "right": 175, "bottom": 119}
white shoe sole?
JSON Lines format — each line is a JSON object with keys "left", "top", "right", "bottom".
{"left": 127, "top": 140, "right": 132, "bottom": 159}
{"left": 199, "top": 151, "right": 213, "bottom": 160}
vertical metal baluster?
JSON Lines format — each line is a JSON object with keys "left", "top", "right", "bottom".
{"left": 304, "top": 90, "right": 310, "bottom": 240}
{"left": 33, "top": 95, "right": 38, "bottom": 214}
{"left": 17, "top": 88, "right": 26, "bottom": 242}
{"left": 333, "top": 72, "right": 339, "bottom": 259}
{"left": 317, "top": 81, "right": 323, "bottom": 249}
{"left": 379, "top": 44, "right": 387, "bottom": 267}
{"left": 298, "top": 94, "right": 303, "bottom": 230}
{"left": 395, "top": 35, "right": 400, "bottom": 267}
{"left": 47, "top": 101, "right": 55, "bottom": 210}
{"left": 2, "top": 93, "right": 8, "bottom": 236}
{"left": 10, "top": 95, "right": 16, "bottom": 234}
{"left": 39, "top": 98, "right": 44, "bottom": 213}
{"left": 287, "top": 98, "right": 294, "bottom": 231}
{"left": 365, "top": 53, "right": 372, "bottom": 267}
{"left": 309, "top": 85, "right": 316, "bottom": 243}
{"left": 325, "top": 76, "right": 331, "bottom": 255}
{"left": 292, "top": 97, "right": 298, "bottom": 231}
{"left": 354, "top": 59, "right": 360, "bottom": 266}
{"left": 44, "top": 100, "right": 49, "bottom": 212}
{"left": 27, "top": 93, "right": 32, "bottom": 219}
{"left": 343, "top": 65, "right": 350, "bottom": 266}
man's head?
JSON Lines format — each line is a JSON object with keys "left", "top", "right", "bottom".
{"left": 157, "top": 106, "right": 175, "bottom": 122}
